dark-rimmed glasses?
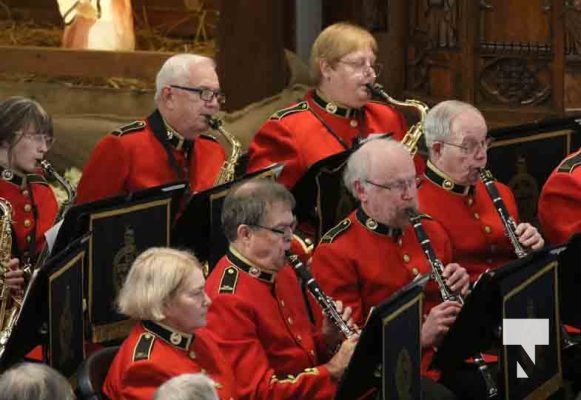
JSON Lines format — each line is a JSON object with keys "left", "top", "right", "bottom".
{"left": 249, "top": 221, "right": 297, "bottom": 237}
{"left": 169, "top": 85, "right": 227, "bottom": 104}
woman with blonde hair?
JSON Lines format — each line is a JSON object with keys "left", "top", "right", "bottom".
{"left": 103, "top": 247, "right": 236, "bottom": 400}
{"left": 247, "top": 22, "right": 410, "bottom": 191}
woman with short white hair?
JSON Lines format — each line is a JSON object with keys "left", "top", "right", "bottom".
{"left": 103, "top": 247, "right": 236, "bottom": 400}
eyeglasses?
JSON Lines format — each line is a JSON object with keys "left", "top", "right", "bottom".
{"left": 249, "top": 221, "right": 297, "bottom": 237}
{"left": 337, "top": 59, "right": 383, "bottom": 77}
{"left": 169, "top": 85, "right": 227, "bottom": 105}
{"left": 365, "top": 176, "right": 421, "bottom": 193}
{"left": 440, "top": 137, "right": 494, "bottom": 155}
{"left": 22, "top": 133, "right": 55, "bottom": 149}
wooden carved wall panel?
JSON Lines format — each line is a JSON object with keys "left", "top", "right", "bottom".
{"left": 565, "top": 0, "right": 581, "bottom": 55}
{"left": 406, "top": 0, "right": 461, "bottom": 99}
{"left": 476, "top": 0, "right": 558, "bottom": 109}
{"left": 478, "top": 0, "right": 551, "bottom": 47}
{"left": 479, "top": 57, "right": 551, "bottom": 106}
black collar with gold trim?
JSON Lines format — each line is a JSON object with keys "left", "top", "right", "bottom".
{"left": 142, "top": 320, "right": 194, "bottom": 351}
{"left": 1, "top": 165, "right": 46, "bottom": 188}
{"left": 424, "top": 161, "right": 473, "bottom": 196}
{"left": 312, "top": 90, "right": 361, "bottom": 119}
{"left": 355, "top": 208, "right": 402, "bottom": 237}
{"left": 227, "top": 247, "right": 276, "bottom": 284}
{"left": 148, "top": 110, "right": 193, "bottom": 153}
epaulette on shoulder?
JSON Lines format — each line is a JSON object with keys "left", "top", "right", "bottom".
{"left": 27, "top": 174, "right": 48, "bottom": 186}
{"left": 269, "top": 101, "right": 309, "bottom": 120}
{"left": 112, "top": 121, "right": 146, "bottom": 136}
{"left": 320, "top": 219, "right": 351, "bottom": 244}
{"left": 218, "top": 266, "right": 239, "bottom": 294}
{"left": 200, "top": 133, "right": 218, "bottom": 142}
{"left": 132, "top": 332, "right": 155, "bottom": 362}
{"left": 557, "top": 152, "right": 581, "bottom": 173}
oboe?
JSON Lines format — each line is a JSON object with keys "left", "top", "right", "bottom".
{"left": 406, "top": 208, "right": 499, "bottom": 399}
{"left": 286, "top": 252, "right": 356, "bottom": 339}
{"left": 478, "top": 168, "right": 528, "bottom": 259}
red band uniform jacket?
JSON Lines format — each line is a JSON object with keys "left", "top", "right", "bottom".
{"left": 538, "top": 148, "right": 581, "bottom": 245}
{"left": 418, "top": 161, "right": 519, "bottom": 282}
{"left": 246, "top": 90, "right": 412, "bottom": 190}
{"left": 0, "top": 166, "right": 58, "bottom": 260}
{"left": 75, "top": 110, "right": 225, "bottom": 204}
{"left": 205, "top": 247, "right": 337, "bottom": 400}
{"left": 311, "top": 207, "right": 452, "bottom": 379}
{"left": 103, "top": 321, "right": 236, "bottom": 400}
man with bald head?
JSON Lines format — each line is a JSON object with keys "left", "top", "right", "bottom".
{"left": 311, "top": 138, "right": 469, "bottom": 397}
{"left": 76, "top": 53, "right": 227, "bottom": 203}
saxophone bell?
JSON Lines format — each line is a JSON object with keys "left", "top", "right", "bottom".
{"left": 365, "top": 83, "right": 428, "bottom": 157}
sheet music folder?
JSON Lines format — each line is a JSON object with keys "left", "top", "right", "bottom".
{"left": 431, "top": 248, "right": 557, "bottom": 371}
{"left": 172, "top": 164, "right": 283, "bottom": 267}
{"left": 0, "top": 233, "right": 90, "bottom": 371}
{"left": 335, "top": 275, "right": 428, "bottom": 400}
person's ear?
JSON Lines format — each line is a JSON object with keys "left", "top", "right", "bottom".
{"left": 430, "top": 141, "right": 443, "bottom": 161}
{"left": 320, "top": 59, "right": 334, "bottom": 81}
{"left": 159, "top": 86, "right": 175, "bottom": 109}
{"left": 353, "top": 180, "right": 367, "bottom": 201}
{"left": 237, "top": 224, "right": 252, "bottom": 242}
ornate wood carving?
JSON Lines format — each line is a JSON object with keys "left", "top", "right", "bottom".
{"left": 479, "top": 57, "right": 551, "bottom": 106}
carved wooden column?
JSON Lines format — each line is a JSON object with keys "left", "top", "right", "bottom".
{"left": 216, "top": 0, "right": 287, "bottom": 111}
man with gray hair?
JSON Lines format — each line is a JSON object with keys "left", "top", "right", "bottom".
{"left": 205, "top": 179, "right": 358, "bottom": 399}
{"left": 76, "top": 53, "right": 227, "bottom": 204}
{"left": 418, "top": 100, "right": 544, "bottom": 283}
{"left": 0, "top": 362, "right": 75, "bottom": 400}
{"left": 153, "top": 373, "right": 219, "bottom": 400}
{"left": 311, "top": 137, "right": 468, "bottom": 398}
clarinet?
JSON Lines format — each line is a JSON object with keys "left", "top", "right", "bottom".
{"left": 286, "top": 252, "right": 356, "bottom": 339}
{"left": 407, "top": 209, "right": 499, "bottom": 399}
{"left": 479, "top": 169, "right": 576, "bottom": 349}
{"left": 478, "top": 168, "right": 528, "bottom": 259}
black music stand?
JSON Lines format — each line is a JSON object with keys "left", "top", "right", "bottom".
{"left": 556, "top": 233, "right": 581, "bottom": 329}
{"left": 85, "top": 185, "right": 187, "bottom": 344}
{"left": 292, "top": 151, "right": 355, "bottom": 242}
{"left": 0, "top": 234, "right": 89, "bottom": 375}
{"left": 433, "top": 249, "right": 562, "bottom": 399}
{"left": 42, "top": 181, "right": 188, "bottom": 345}
{"left": 172, "top": 164, "right": 282, "bottom": 269}
{"left": 335, "top": 275, "right": 427, "bottom": 400}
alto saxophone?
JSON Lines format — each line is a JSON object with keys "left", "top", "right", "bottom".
{"left": 406, "top": 208, "right": 499, "bottom": 399}
{"left": 0, "top": 198, "right": 23, "bottom": 358}
{"left": 366, "top": 83, "right": 429, "bottom": 157}
{"left": 206, "top": 115, "right": 242, "bottom": 185}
